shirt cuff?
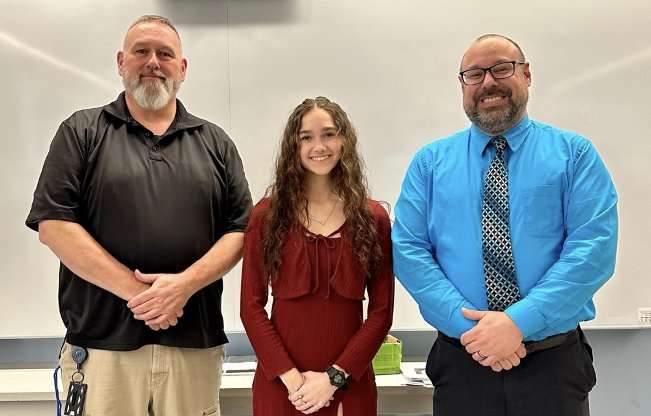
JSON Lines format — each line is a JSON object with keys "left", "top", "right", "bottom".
{"left": 505, "top": 299, "right": 547, "bottom": 339}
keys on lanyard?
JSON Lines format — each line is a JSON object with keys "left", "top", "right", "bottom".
{"left": 64, "top": 346, "right": 88, "bottom": 416}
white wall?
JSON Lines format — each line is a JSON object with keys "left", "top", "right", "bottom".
{"left": 1, "top": 0, "right": 649, "bottom": 337}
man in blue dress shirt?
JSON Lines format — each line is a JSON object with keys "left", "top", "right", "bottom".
{"left": 392, "top": 34, "right": 617, "bottom": 416}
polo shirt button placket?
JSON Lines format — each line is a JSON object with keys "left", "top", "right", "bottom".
{"left": 148, "top": 133, "right": 163, "bottom": 161}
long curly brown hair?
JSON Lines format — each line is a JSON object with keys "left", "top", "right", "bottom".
{"left": 263, "top": 96, "right": 382, "bottom": 282}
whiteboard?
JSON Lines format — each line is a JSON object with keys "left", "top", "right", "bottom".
{"left": 1, "top": 0, "right": 649, "bottom": 337}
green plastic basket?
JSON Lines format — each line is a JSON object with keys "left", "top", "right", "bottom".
{"left": 372, "top": 335, "right": 402, "bottom": 375}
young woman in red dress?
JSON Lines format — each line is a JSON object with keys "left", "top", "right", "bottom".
{"left": 240, "top": 97, "right": 394, "bottom": 415}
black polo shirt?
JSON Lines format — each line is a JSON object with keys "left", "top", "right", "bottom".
{"left": 26, "top": 93, "right": 252, "bottom": 350}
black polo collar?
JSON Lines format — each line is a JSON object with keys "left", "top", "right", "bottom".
{"left": 103, "top": 92, "right": 207, "bottom": 135}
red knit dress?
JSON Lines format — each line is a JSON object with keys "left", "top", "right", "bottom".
{"left": 240, "top": 199, "right": 394, "bottom": 415}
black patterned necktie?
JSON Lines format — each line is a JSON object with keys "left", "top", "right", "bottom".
{"left": 482, "top": 136, "right": 520, "bottom": 311}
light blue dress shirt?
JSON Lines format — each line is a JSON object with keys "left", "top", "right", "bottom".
{"left": 392, "top": 116, "right": 618, "bottom": 341}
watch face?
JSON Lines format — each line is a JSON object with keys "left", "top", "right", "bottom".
{"left": 327, "top": 367, "right": 346, "bottom": 387}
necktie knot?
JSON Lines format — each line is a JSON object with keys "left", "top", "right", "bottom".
{"left": 490, "top": 136, "right": 508, "bottom": 152}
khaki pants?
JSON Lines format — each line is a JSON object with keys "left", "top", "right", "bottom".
{"left": 59, "top": 342, "right": 224, "bottom": 416}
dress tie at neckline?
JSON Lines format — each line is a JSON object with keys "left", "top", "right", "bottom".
{"left": 305, "top": 233, "right": 343, "bottom": 299}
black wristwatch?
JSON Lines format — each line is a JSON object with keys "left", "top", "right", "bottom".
{"left": 326, "top": 366, "right": 347, "bottom": 388}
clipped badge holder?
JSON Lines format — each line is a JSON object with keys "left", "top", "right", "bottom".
{"left": 64, "top": 346, "right": 88, "bottom": 416}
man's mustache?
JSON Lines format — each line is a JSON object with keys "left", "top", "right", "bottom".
{"left": 139, "top": 71, "right": 166, "bottom": 80}
{"left": 474, "top": 87, "right": 512, "bottom": 103}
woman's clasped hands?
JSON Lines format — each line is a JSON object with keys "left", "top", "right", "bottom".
{"left": 288, "top": 371, "right": 336, "bottom": 414}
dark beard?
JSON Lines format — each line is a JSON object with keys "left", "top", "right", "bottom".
{"left": 466, "top": 100, "right": 520, "bottom": 136}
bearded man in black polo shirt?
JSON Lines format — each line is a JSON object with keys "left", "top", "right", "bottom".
{"left": 26, "top": 15, "right": 251, "bottom": 416}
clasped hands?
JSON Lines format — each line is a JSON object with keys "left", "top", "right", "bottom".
{"left": 283, "top": 369, "right": 337, "bottom": 414}
{"left": 126, "top": 270, "right": 191, "bottom": 331}
{"left": 460, "top": 308, "right": 527, "bottom": 372}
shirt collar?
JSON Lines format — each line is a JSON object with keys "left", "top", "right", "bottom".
{"left": 103, "top": 92, "right": 207, "bottom": 133}
{"left": 470, "top": 115, "right": 531, "bottom": 155}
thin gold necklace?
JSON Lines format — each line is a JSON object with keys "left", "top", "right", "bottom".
{"left": 308, "top": 199, "right": 338, "bottom": 226}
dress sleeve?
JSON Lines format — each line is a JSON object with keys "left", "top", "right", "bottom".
{"left": 334, "top": 203, "right": 395, "bottom": 381}
{"left": 240, "top": 205, "right": 297, "bottom": 380}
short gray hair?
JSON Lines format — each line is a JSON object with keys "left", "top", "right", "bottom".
{"left": 126, "top": 15, "right": 181, "bottom": 42}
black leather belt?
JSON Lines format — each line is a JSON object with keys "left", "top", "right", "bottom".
{"left": 524, "top": 328, "right": 578, "bottom": 354}
{"left": 437, "top": 328, "right": 579, "bottom": 354}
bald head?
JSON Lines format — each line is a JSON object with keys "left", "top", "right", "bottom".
{"left": 461, "top": 34, "right": 525, "bottom": 71}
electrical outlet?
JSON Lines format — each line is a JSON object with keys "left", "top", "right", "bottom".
{"left": 638, "top": 307, "right": 651, "bottom": 324}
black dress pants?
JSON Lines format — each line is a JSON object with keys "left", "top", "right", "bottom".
{"left": 426, "top": 328, "right": 596, "bottom": 416}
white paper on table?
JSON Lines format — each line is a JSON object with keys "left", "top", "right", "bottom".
{"left": 400, "top": 362, "right": 432, "bottom": 387}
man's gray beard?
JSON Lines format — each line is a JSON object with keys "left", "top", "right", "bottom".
{"left": 122, "top": 75, "right": 177, "bottom": 111}
{"left": 465, "top": 95, "right": 527, "bottom": 136}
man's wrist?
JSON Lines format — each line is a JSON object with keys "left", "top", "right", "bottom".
{"left": 498, "top": 311, "right": 524, "bottom": 341}
{"left": 180, "top": 268, "right": 203, "bottom": 297}
{"left": 124, "top": 273, "right": 150, "bottom": 301}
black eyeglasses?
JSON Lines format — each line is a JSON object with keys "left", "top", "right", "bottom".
{"left": 459, "top": 61, "right": 525, "bottom": 85}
